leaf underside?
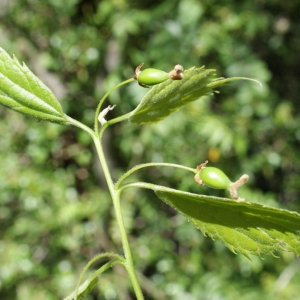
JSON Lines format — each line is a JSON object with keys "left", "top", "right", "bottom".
{"left": 129, "top": 66, "right": 259, "bottom": 125}
{"left": 155, "top": 188, "right": 300, "bottom": 258}
{"left": 0, "top": 47, "right": 68, "bottom": 124}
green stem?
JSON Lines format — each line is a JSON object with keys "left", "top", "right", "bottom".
{"left": 93, "top": 127, "right": 144, "bottom": 300}
{"left": 94, "top": 78, "right": 135, "bottom": 133}
{"left": 106, "top": 111, "right": 134, "bottom": 126}
{"left": 67, "top": 116, "right": 144, "bottom": 299}
{"left": 89, "top": 259, "right": 125, "bottom": 284}
{"left": 65, "top": 115, "right": 95, "bottom": 138}
{"left": 114, "top": 189, "right": 145, "bottom": 299}
{"left": 118, "top": 181, "right": 172, "bottom": 195}
{"left": 116, "top": 162, "right": 197, "bottom": 190}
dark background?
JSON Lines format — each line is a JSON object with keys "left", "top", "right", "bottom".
{"left": 0, "top": 0, "right": 299, "bottom": 299}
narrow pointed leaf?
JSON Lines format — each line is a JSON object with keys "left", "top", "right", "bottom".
{"left": 129, "top": 66, "right": 260, "bottom": 125}
{"left": 0, "top": 47, "right": 68, "bottom": 124}
{"left": 63, "top": 259, "right": 122, "bottom": 300}
{"left": 63, "top": 277, "right": 98, "bottom": 300}
{"left": 154, "top": 187, "right": 300, "bottom": 258}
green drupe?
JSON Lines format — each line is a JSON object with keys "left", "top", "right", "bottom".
{"left": 198, "top": 167, "right": 232, "bottom": 190}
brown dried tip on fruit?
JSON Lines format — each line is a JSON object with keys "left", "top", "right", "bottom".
{"left": 229, "top": 174, "right": 249, "bottom": 202}
{"left": 169, "top": 64, "right": 184, "bottom": 80}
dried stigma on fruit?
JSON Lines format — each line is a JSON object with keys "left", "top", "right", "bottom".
{"left": 134, "top": 63, "right": 184, "bottom": 88}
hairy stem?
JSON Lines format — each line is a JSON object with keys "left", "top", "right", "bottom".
{"left": 67, "top": 116, "right": 144, "bottom": 299}
{"left": 65, "top": 115, "right": 95, "bottom": 137}
{"left": 116, "top": 162, "right": 196, "bottom": 190}
{"left": 106, "top": 111, "right": 134, "bottom": 126}
{"left": 92, "top": 126, "right": 144, "bottom": 300}
{"left": 118, "top": 181, "right": 173, "bottom": 195}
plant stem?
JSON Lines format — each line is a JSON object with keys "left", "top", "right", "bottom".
{"left": 92, "top": 126, "right": 144, "bottom": 300}
{"left": 65, "top": 115, "right": 95, "bottom": 137}
{"left": 67, "top": 115, "right": 144, "bottom": 298}
{"left": 116, "top": 162, "right": 197, "bottom": 190}
{"left": 106, "top": 111, "right": 134, "bottom": 126}
{"left": 68, "top": 93, "right": 144, "bottom": 298}
{"left": 118, "top": 181, "right": 175, "bottom": 195}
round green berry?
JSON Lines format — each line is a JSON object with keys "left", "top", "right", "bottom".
{"left": 137, "top": 68, "right": 169, "bottom": 86}
{"left": 198, "top": 167, "right": 232, "bottom": 190}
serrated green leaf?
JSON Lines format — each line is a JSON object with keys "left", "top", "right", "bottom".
{"left": 155, "top": 187, "right": 300, "bottom": 258}
{"left": 0, "top": 94, "right": 68, "bottom": 124}
{"left": 129, "top": 67, "right": 215, "bottom": 124}
{"left": 0, "top": 47, "right": 68, "bottom": 124}
{"left": 129, "top": 66, "right": 260, "bottom": 125}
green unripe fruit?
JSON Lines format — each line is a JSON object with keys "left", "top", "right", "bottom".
{"left": 195, "top": 161, "right": 249, "bottom": 201}
{"left": 137, "top": 68, "right": 169, "bottom": 86}
{"left": 198, "top": 167, "right": 232, "bottom": 190}
{"left": 134, "top": 63, "right": 184, "bottom": 88}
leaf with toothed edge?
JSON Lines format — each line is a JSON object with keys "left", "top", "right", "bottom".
{"left": 0, "top": 47, "right": 68, "bottom": 125}
{"left": 129, "top": 66, "right": 261, "bottom": 125}
{"left": 153, "top": 187, "right": 300, "bottom": 258}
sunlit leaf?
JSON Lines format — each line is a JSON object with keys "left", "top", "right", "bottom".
{"left": 129, "top": 66, "right": 260, "bottom": 125}
{"left": 0, "top": 47, "right": 68, "bottom": 124}
{"left": 155, "top": 187, "right": 300, "bottom": 258}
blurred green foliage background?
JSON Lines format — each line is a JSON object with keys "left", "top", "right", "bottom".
{"left": 0, "top": 0, "right": 300, "bottom": 299}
